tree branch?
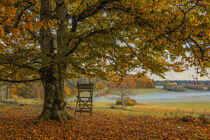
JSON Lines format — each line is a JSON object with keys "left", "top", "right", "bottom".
{"left": 65, "top": 27, "right": 115, "bottom": 56}
{"left": 76, "top": 0, "right": 120, "bottom": 22}
{"left": 26, "top": 28, "right": 41, "bottom": 42}
{"left": 119, "top": 38, "right": 143, "bottom": 64}
{"left": 3, "top": 1, "right": 38, "bottom": 35}
{"left": 0, "top": 78, "right": 41, "bottom": 83}
{"left": 188, "top": 36, "right": 204, "bottom": 61}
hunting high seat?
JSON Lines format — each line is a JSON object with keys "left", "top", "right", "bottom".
{"left": 75, "top": 82, "right": 93, "bottom": 115}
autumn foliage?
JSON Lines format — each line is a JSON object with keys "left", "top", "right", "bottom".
{"left": 64, "top": 82, "right": 72, "bottom": 98}
{"left": 109, "top": 75, "right": 155, "bottom": 89}
{"left": 0, "top": 0, "right": 209, "bottom": 121}
{"left": 96, "top": 81, "right": 106, "bottom": 90}
{"left": 0, "top": 106, "right": 209, "bottom": 139}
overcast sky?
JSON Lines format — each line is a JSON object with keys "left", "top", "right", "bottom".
{"left": 149, "top": 68, "right": 210, "bottom": 81}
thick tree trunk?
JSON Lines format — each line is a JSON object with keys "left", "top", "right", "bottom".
{"left": 38, "top": 0, "right": 74, "bottom": 122}
{"left": 39, "top": 67, "right": 72, "bottom": 121}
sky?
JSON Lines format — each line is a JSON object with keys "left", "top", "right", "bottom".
{"left": 149, "top": 68, "right": 210, "bottom": 81}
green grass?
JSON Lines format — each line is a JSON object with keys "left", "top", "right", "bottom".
{"left": 145, "top": 101, "right": 210, "bottom": 112}
{"left": 2, "top": 98, "right": 210, "bottom": 118}
{"left": 67, "top": 101, "right": 210, "bottom": 118}
{"left": 3, "top": 98, "right": 43, "bottom": 105}
{"left": 128, "top": 88, "right": 167, "bottom": 95}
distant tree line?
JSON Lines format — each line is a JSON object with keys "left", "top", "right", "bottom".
{"left": 155, "top": 80, "right": 210, "bottom": 86}
{"left": 0, "top": 75, "right": 155, "bottom": 100}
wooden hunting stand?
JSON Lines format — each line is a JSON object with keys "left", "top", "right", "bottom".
{"left": 75, "top": 82, "right": 93, "bottom": 115}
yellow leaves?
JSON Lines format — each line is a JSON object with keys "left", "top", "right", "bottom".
{"left": 8, "top": 88, "right": 17, "bottom": 95}
{"left": 190, "top": 15, "right": 196, "bottom": 22}
{"left": 136, "top": 72, "right": 146, "bottom": 78}
{"left": 96, "top": 81, "right": 106, "bottom": 89}
{"left": 175, "top": 0, "right": 179, "bottom": 5}
{"left": 11, "top": 94, "right": 18, "bottom": 99}
{"left": 64, "top": 82, "right": 71, "bottom": 97}
{"left": 108, "top": 75, "right": 154, "bottom": 89}
{"left": 18, "top": 83, "right": 25, "bottom": 89}
{"left": 0, "top": 0, "right": 208, "bottom": 88}
{"left": 5, "top": 18, "right": 11, "bottom": 24}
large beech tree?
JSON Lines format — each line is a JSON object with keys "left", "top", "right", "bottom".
{"left": 0, "top": 0, "right": 209, "bottom": 121}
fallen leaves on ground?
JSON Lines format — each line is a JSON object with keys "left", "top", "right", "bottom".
{"left": 0, "top": 106, "right": 209, "bottom": 139}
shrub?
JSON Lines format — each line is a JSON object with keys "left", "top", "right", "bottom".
{"left": 163, "top": 82, "right": 185, "bottom": 92}
{"left": 115, "top": 97, "right": 137, "bottom": 106}
{"left": 11, "top": 94, "right": 18, "bottom": 99}
{"left": 95, "top": 89, "right": 111, "bottom": 97}
{"left": 180, "top": 115, "right": 194, "bottom": 122}
{"left": 182, "top": 84, "right": 206, "bottom": 91}
{"left": 198, "top": 114, "right": 210, "bottom": 124}
{"left": 110, "top": 104, "right": 115, "bottom": 109}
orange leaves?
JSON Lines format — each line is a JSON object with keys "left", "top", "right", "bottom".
{"left": 0, "top": 106, "right": 209, "bottom": 139}
{"left": 18, "top": 83, "right": 25, "bottom": 89}
{"left": 8, "top": 88, "right": 17, "bottom": 95}
{"left": 174, "top": 67, "right": 185, "bottom": 72}
{"left": 108, "top": 75, "right": 154, "bottom": 89}
{"left": 0, "top": 0, "right": 208, "bottom": 86}
{"left": 28, "top": 22, "right": 34, "bottom": 31}
{"left": 0, "top": 25, "right": 4, "bottom": 37}
{"left": 64, "top": 82, "right": 72, "bottom": 97}
{"left": 96, "top": 81, "right": 106, "bottom": 89}
{"left": 135, "top": 75, "right": 155, "bottom": 88}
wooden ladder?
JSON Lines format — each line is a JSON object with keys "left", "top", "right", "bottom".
{"left": 75, "top": 82, "right": 93, "bottom": 115}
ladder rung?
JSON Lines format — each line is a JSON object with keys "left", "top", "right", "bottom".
{"left": 79, "top": 103, "right": 93, "bottom": 105}
{"left": 75, "top": 110, "right": 92, "bottom": 112}
{"left": 77, "top": 96, "right": 92, "bottom": 98}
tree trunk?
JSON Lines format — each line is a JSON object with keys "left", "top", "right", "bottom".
{"left": 39, "top": 67, "right": 72, "bottom": 121}
{"left": 6, "top": 86, "right": 9, "bottom": 99}
{"left": 121, "top": 93, "right": 124, "bottom": 109}
{"left": 0, "top": 85, "right": 3, "bottom": 101}
{"left": 0, "top": 85, "right": 2, "bottom": 101}
{"left": 38, "top": 0, "right": 74, "bottom": 122}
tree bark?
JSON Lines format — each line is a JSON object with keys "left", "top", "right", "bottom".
{"left": 39, "top": 66, "right": 72, "bottom": 121}
{"left": 38, "top": 0, "right": 73, "bottom": 122}
{"left": 1, "top": 84, "right": 4, "bottom": 101}
{"left": 0, "top": 84, "right": 3, "bottom": 101}
{"left": 6, "top": 85, "right": 9, "bottom": 99}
